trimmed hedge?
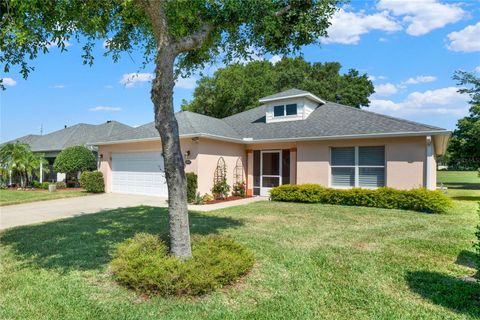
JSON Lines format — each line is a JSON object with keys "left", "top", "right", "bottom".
{"left": 186, "top": 172, "right": 198, "bottom": 203}
{"left": 79, "top": 171, "right": 104, "bottom": 193}
{"left": 110, "top": 233, "right": 254, "bottom": 296}
{"left": 270, "top": 184, "right": 452, "bottom": 214}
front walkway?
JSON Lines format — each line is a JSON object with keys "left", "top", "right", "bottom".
{"left": 0, "top": 193, "right": 267, "bottom": 230}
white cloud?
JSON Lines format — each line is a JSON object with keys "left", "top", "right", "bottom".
{"left": 378, "top": 37, "right": 388, "bottom": 42}
{"left": 322, "top": 8, "right": 401, "bottom": 45}
{"left": 403, "top": 75, "right": 437, "bottom": 85}
{"left": 89, "top": 106, "right": 122, "bottom": 112}
{"left": 104, "top": 85, "right": 114, "bottom": 89}
{"left": 375, "top": 83, "right": 398, "bottom": 96}
{"left": 52, "top": 84, "right": 65, "bottom": 89}
{"left": 475, "top": 66, "right": 480, "bottom": 73}
{"left": 446, "top": 22, "right": 480, "bottom": 53}
{"left": 378, "top": 0, "right": 465, "bottom": 36}
{"left": 368, "top": 75, "right": 388, "bottom": 81}
{"left": 175, "top": 76, "right": 197, "bottom": 89}
{"left": 370, "top": 86, "right": 469, "bottom": 116}
{"left": 1, "top": 77, "right": 17, "bottom": 86}
{"left": 269, "top": 55, "right": 282, "bottom": 64}
{"left": 120, "top": 73, "right": 154, "bottom": 88}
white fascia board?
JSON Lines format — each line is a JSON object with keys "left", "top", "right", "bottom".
{"left": 90, "top": 130, "right": 450, "bottom": 146}
{"left": 259, "top": 93, "right": 325, "bottom": 104}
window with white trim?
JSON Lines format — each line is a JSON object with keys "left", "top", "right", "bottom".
{"left": 331, "top": 146, "right": 385, "bottom": 188}
{"left": 273, "top": 103, "right": 297, "bottom": 117}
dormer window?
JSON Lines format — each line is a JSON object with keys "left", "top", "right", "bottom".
{"left": 273, "top": 104, "right": 297, "bottom": 117}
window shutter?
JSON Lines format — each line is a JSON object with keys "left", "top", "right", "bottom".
{"left": 331, "top": 147, "right": 355, "bottom": 166}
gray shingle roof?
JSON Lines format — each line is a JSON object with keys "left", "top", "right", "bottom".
{"left": 94, "top": 100, "right": 446, "bottom": 145}
{"left": 94, "top": 111, "right": 242, "bottom": 143}
{"left": 7, "top": 121, "right": 133, "bottom": 151}
{"left": 222, "top": 101, "right": 444, "bottom": 140}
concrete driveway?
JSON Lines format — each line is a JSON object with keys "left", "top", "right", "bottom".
{"left": 0, "top": 193, "right": 168, "bottom": 230}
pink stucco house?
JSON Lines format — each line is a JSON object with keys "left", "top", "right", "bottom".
{"left": 92, "top": 89, "right": 450, "bottom": 197}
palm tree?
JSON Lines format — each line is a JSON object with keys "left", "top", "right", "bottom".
{"left": 0, "top": 142, "right": 48, "bottom": 188}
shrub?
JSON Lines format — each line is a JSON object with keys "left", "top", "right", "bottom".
{"left": 270, "top": 184, "right": 452, "bottom": 214}
{"left": 80, "top": 171, "right": 104, "bottom": 193}
{"left": 232, "top": 181, "right": 246, "bottom": 197}
{"left": 55, "top": 181, "right": 66, "bottom": 189}
{"left": 202, "top": 193, "right": 214, "bottom": 202}
{"left": 53, "top": 145, "right": 96, "bottom": 175}
{"left": 32, "top": 180, "right": 41, "bottom": 188}
{"left": 40, "top": 182, "right": 49, "bottom": 190}
{"left": 110, "top": 233, "right": 254, "bottom": 296}
{"left": 212, "top": 180, "right": 230, "bottom": 199}
{"left": 186, "top": 172, "right": 198, "bottom": 203}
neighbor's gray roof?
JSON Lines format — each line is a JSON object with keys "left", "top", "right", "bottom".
{"left": 7, "top": 121, "right": 132, "bottom": 152}
{"left": 93, "top": 99, "right": 446, "bottom": 145}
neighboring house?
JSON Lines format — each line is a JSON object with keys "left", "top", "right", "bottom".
{"left": 92, "top": 89, "right": 450, "bottom": 198}
{"left": 7, "top": 121, "right": 132, "bottom": 182}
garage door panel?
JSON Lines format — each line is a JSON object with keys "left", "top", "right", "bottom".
{"left": 111, "top": 152, "right": 167, "bottom": 197}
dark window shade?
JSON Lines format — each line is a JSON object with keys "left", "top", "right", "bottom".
{"left": 253, "top": 150, "right": 260, "bottom": 187}
{"left": 273, "top": 105, "right": 284, "bottom": 117}
{"left": 359, "top": 146, "right": 385, "bottom": 166}
{"left": 286, "top": 104, "right": 297, "bottom": 115}
{"left": 331, "top": 147, "right": 355, "bottom": 166}
{"left": 359, "top": 167, "right": 385, "bottom": 188}
{"left": 282, "top": 149, "right": 290, "bottom": 184}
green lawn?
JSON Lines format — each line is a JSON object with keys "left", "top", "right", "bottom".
{"left": 0, "top": 189, "right": 88, "bottom": 206}
{"left": 438, "top": 171, "right": 480, "bottom": 202}
{"left": 0, "top": 199, "right": 478, "bottom": 319}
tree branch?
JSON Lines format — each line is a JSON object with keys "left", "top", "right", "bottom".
{"left": 173, "top": 24, "right": 214, "bottom": 53}
{"left": 274, "top": 4, "right": 292, "bottom": 17}
{"left": 136, "top": 0, "right": 170, "bottom": 46}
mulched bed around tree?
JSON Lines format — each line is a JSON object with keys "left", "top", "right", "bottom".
{"left": 205, "top": 196, "right": 252, "bottom": 204}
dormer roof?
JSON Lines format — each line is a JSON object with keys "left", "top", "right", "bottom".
{"left": 259, "top": 88, "right": 325, "bottom": 104}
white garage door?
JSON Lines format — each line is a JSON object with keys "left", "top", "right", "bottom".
{"left": 111, "top": 152, "right": 168, "bottom": 197}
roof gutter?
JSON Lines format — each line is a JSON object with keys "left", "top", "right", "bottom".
{"left": 90, "top": 130, "right": 450, "bottom": 146}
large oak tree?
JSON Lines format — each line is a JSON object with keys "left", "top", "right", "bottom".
{"left": 182, "top": 57, "right": 374, "bottom": 118}
{"left": 0, "top": 0, "right": 339, "bottom": 258}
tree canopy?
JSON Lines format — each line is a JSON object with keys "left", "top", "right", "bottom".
{"left": 1, "top": 0, "right": 340, "bottom": 258}
{"left": 182, "top": 57, "right": 374, "bottom": 118}
{"left": 447, "top": 71, "right": 480, "bottom": 169}
{"left": 53, "top": 146, "right": 97, "bottom": 174}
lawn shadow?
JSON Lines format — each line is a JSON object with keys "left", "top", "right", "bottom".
{"left": 450, "top": 196, "right": 480, "bottom": 202}
{"left": 0, "top": 206, "right": 243, "bottom": 272}
{"left": 406, "top": 271, "right": 480, "bottom": 317}
{"left": 456, "top": 250, "right": 478, "bottom": 269}
{"left": 444, "top": 183, "right": 480, "bottom": 190}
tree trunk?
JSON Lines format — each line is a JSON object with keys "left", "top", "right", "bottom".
{"left": 151, "top": 46, "right": 192, "bottom": 258}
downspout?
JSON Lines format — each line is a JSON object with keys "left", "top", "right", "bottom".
{"left": 425, "top": 136, "right": 433, "bottom": 190}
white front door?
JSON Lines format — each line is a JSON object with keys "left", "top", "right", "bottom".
{"left": 260, "top": 150, "right": 282, "bottom": 196}
{"left": 111, "top": 152, "right": 168, "bottom": 197}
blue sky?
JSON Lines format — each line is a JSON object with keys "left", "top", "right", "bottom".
{"left": 1, "top": 0, "right": 479, "bottom": 142}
